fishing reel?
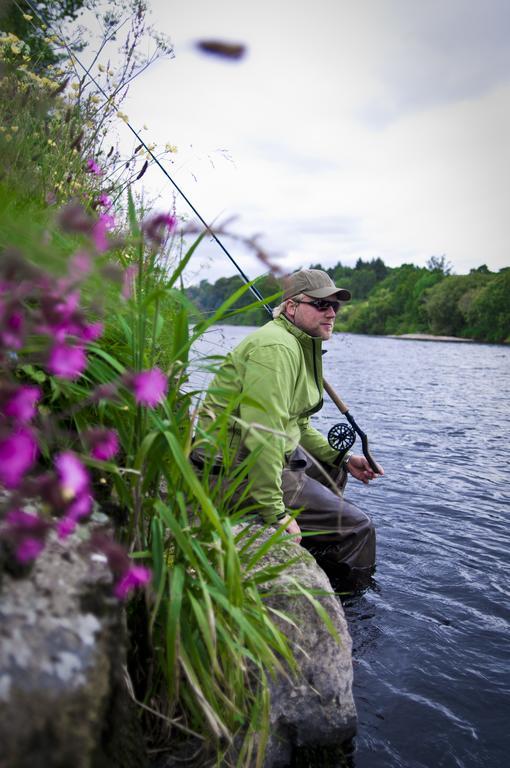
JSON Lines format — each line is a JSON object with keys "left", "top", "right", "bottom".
{"left": 327, "top": 422, "right": 356, "bottom": 455}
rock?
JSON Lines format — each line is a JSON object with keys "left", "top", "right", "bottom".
{"left": 234, "top": 524, "right": 357, "bottom": 767}
{"left": 0, "top": 530, "right": 146, "bottom": 768}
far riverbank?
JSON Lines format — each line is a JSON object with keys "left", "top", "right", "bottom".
{"left": 387, "top": 333, "right": 474, "bottom": 343}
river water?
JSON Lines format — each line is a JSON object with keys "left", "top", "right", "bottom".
{"left": 191, "top": 327, "right": 510, "bottom": 768}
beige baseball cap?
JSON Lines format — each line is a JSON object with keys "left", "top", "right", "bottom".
{"left": 283, "top": 269, "right": 351, "bottom": 301}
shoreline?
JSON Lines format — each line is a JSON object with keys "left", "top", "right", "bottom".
{"left": 387, "top": 333, "right": 474, "bottom": 343}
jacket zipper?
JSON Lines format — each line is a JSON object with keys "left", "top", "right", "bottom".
{"left": 311, "top": 338, "right": 322, "bottom": 407}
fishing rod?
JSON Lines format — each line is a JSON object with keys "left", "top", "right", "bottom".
{"left": 21, "top": 0, "right": 381, "bottom": 473}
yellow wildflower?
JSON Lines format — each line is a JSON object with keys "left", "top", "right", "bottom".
{"left": 11, "top": 126, "right": 18, "bottom": 132}
{"left": 11, "top": 44, "right": 21, "bottom": 55}
{"left": 98, "top": 64, "right": 105, "bottom": 73}
{"left": 165, "top": 143, "right": 178, "bottom": 153}
{"left": 90, "top": 94, "right": 101, "bottom": 103}
{"left": 116, "top": 111, "right": 129, "bottom": 123}
{"left": 23, "top": 14, "right": 33, "bottom": 21}
{"left": 5, "top": 134, "right": 11, "bottom": 141}
{"left": 71, "top": 82, "right": 80, "bottom": 91}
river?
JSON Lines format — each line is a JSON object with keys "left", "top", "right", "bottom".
{"left": 191, "top": 327, "right": 510, "bottom": 768}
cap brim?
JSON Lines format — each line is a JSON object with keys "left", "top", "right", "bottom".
{"left": 305, "top": 287, "right": 352, "bottom": 301}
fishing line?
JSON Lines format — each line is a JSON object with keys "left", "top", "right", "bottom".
{"left": 17, "top": 0, "right": 381, "bottom": 472}
{"left": 19, "top": 0, "right": 273, "bottom": 313}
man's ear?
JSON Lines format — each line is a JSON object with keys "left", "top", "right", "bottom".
{"left": 285, "top": 299, "right": 296, "bottom": 320}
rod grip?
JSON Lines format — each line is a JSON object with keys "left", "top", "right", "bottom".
{"left": 323, "top": 378, "right": 349, "bottom": 415}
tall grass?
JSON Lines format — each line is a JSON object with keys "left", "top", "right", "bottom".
{"left": 0, "top": 9, "right": 339, "bottom": 764}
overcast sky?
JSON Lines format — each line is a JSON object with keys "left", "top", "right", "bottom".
{"left": 112, "top": 0, "right": 510, "bottom": 284}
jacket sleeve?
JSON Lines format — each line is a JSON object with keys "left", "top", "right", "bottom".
{"left": 298, "top": 415, "right": 342, "bottom": 465}
{"left": 238, "top": 344, "right": 297, "bottom": 522}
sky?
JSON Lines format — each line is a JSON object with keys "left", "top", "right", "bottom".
{"left": 95, "top": 0, "right": 510, "bottom": 284}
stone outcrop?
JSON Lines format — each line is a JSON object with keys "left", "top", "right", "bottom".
{"left": 234, "top": 524, "right": 357, "bottom": 767}
{"left": 0, "top": 529, "right": 146, "bottom": 768}
{"left": 0, "top": 520, "right": 356, "bottom": 768}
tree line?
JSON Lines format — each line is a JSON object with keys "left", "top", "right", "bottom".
{"left": 187, "top": 257, "right": 510, "bottom": 343}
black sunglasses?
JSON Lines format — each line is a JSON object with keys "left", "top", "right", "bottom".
{"left": 293, "top": 298, "right": 342, "bottom": 313}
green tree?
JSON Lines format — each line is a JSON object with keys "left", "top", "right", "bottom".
{"left": 424, "top": 272, "right": 492, "bottom": 336}
{"left": 464, "top": 269, "right": 510, "bottom": 342}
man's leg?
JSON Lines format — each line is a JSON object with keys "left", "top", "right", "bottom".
{"left": 281, "top": 448, "right": 376, "bottom": 578}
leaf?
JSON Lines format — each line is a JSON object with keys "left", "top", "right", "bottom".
{"left": 166, "top": 563, "right": 185, "bottom": 703}
{"left": 127, "top": 188, "right": 140, "bottom": 236}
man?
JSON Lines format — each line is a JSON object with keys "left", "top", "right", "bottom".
{"left": 196, "top": 268, "right": 383, "bottom": 581}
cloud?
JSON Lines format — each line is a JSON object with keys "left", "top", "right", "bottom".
{"left": 118, "top": 0, "right": 510, "bottom": 282}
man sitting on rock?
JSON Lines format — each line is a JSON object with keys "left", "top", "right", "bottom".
{"left": 194, "top": 269, "right": 384, "bottom": 582}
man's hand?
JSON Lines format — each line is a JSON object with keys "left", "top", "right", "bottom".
{"left": 346, "top": 454, "right": 384, "bottom": 484}
{"left": 278, "top": 515, "right": 302, "bottom": 543}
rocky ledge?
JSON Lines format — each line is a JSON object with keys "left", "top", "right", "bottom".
{"left": 0, "top": 523, "right": 356, "bottom": 768}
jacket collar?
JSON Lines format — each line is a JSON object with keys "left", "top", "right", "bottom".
{"left": 273, "top": 313, "right": 323, "bottom": 348}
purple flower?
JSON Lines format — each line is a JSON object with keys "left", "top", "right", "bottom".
{"left": 58, "top": 204, "right": 94, "bottom": 235}
{"left": 69, "top": 251, "right": 91, "bottom": 279}
{"left": 97, "top": 193, "right": 112, "bottom": 209}
{"left": 16, "top": 537, "right": 45, "bottom": 563}
{"left": 86, "top": 158, "right": 103, "bottom": 176}
{"left": 47, "top": 342, "right": 87, "bottom": 379}
{"left": 79, "top": 321, "right": 103, "bottom": 342}
{"left": 142, "top": 213, "right": 177, "bottom": 246}
{"left": 88, "top": 532, "right": 151, "bottom": 600}
{"left": 56, "top": 517, "right": 76, "bottom": 539}
{"left": 85, "top": 428, "right": 119, "bottom": 460}
{"left": 0, "top": 307, "right": 24, "bottom": 350}
{"left": 0, "top": 428, "right": 39, "bottom": 488}
{"left": 114, "top": 565, "right": 151, "bottom": 599}
{"left": 92, "top": 213, "right": 115, "bottom": 253}
{"left": 131, "top": 368, "right": 168, "bottom": 408}
{"left": 1, "top": 509, "right": 50, "bottom": 563}
{"left": 2, "top": 386, "right": 41, "bottom": 423}
{"left": 55, "top": 451, "right": 90, "bottom": 500}
{"left": 121, "top": 265, "right": 137, "bottom": 300}
{"left": 56, "top": 493, "right": 92, "bottom": 539}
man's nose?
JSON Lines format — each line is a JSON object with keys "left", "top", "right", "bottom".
{"left": 325, "top": 306, "right": 336, "bottom": 317}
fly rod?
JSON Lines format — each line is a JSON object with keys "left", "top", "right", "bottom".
{"left": 22, "top": 0, "right": 381, "bottom": 473}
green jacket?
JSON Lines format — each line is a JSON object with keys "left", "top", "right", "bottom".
{"left": 200, "top": 315, "right": 341, "bottom": 522}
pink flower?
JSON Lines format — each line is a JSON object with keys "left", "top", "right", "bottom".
{"left": 79, "top": 321, "right": 103, "bottom": 342}
{"left": 0, "top": 429, "right": 39, "bottom": 488}
{"left": 121, "top": 265, "right": 137, "bottom": 300}
{"left": 131, "top": 367, "right": 168, "bottom": 408}
{"left": 88, "top": 532, "right": 151, "bottom": 600}
{"left": 3, "top": 386, "right": 40, "bottom": 423}
{"left": 56, "top": 493, "right": 92, "bottom": 539}
{"left": 56, "top": 517, "right": 76, "bottom": 539}
{"left": 142, "top": 213, "right": 177, "bottom": 246}
{"left": 47, "top": 342, "right": 87, "bottom": 379}
{"left": 69, "top": 251, "right": 91, "bottom": 279}
{"left": 85, "top": 428, "right": 119, "bottom": 460}
{"left": 86, "top": 158, "right": 103, "bottom": 176}
{"left": 114, "top": 565, "right": 151, "bottom": 599}
{"left": 55, "top": 451, "right": 90, "bottom": 500}
{"left": 92, "top": 213, "right": 115, "bottom": 253}
{"left": 0, "top": 307, "right": 24, "bottom": 350}
{"left": 16, "top": 537, "right": 45, "bottom": 563}
{"left": 1, "top": 509, "right": 50, "bottom": 563}
{"left": 97, "top": 193, "right": 112, "bottom": 209}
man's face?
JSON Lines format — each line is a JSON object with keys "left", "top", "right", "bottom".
{"left": 285, "top": 293, "right": 339, "bottom": 340}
